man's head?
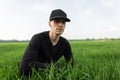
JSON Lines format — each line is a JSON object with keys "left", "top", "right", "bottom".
{"left": 49, "top": 9, "right": 70, "bottom": 22}
{"left": 49, "top": 9, "right": 70, "bottom": 35}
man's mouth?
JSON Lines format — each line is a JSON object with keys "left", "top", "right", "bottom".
{"left": 57, "top": 29, "right": 63, "bottom": 31}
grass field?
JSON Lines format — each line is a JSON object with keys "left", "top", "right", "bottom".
{"left": 0, "top": 40, "right": 120, "bottom": 80}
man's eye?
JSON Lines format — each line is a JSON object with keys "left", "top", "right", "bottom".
{"left": 62, "top": 21, "right": 65, "bottom": 24}
{"left": 55, "top": 20, "right": 60, "bottom": 23}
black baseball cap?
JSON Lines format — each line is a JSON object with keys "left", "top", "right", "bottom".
{"left": 49, "top": 9, "right": 70, "bottom": 22}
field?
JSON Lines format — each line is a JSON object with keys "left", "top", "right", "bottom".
{"left": 0, "top": 40, "right": 120, "bottom": 80}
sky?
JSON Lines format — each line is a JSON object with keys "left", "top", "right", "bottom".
{"left": 0, "top": 0, "right": 120, "bottom": 40}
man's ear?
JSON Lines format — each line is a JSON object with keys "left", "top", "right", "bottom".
{"left": 48, "top": 21, "right": 51, "bottom": 27}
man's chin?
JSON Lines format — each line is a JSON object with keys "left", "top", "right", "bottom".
{"left": 56, "top": 32, "right": 63, "bottom": 35}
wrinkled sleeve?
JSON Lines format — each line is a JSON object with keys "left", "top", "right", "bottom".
{"left": 63, "top": 41, "right": 74, "bottom": 67}
{"left": 19, "top": 35, "right": 48, "bottom": 76}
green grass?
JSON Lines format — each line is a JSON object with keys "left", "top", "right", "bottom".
{"left": 0, "top": 40, "right": 120, "bottom": 80}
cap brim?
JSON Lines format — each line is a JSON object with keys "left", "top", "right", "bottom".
{"left": 50, "top": 16, "right": 70, "bottom": 22}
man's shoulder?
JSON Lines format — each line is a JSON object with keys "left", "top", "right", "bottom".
{"left": 30, "top": 31, "right": 49, "bottom": 41}
{"left": 34, "top": 31, "right": 49, "bottom": 37}
{"left": 60, "top": 36, "right": 67, "bottom": 41}
{"left": 60, "top": 37, "right": 71, "bottom": 48}
{"left": 60, "top": 36, "right": 69, "bottom": 44}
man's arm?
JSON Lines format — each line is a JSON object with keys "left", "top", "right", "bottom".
{"left": 63, "top": 41, "right": 74, "bottom": 67}
{"left": 19, "top": 34, "right": 49, "bottom": 76}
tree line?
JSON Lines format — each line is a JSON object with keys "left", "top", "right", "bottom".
{"left": 0, "top": 38, "right": 120, "bottom": 42}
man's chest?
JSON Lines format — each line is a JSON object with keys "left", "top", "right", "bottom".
{"left": 39, "top": 43, "right": 66, "bottom": 62}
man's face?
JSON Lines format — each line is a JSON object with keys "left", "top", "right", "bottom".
{"left": 49, "top": 19, "right": 66, "bottom": 35}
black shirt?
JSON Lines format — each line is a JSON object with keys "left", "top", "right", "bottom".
{"left": 19, "top": 31, "right": 74, "bottom": 76}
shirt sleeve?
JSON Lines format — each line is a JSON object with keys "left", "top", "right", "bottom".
{"left": 63, "top": 41, "right": 74, "bottom": 67}
{"left": 19, "top": 34, "right": 49, "bottom": 76}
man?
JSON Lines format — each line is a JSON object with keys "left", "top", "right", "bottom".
{"left": 19, "top": 9, "right": 74, "bottom": 77}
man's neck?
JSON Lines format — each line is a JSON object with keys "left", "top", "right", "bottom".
{"left": 49, "top": 31, "right": 60, "bottom": 46}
